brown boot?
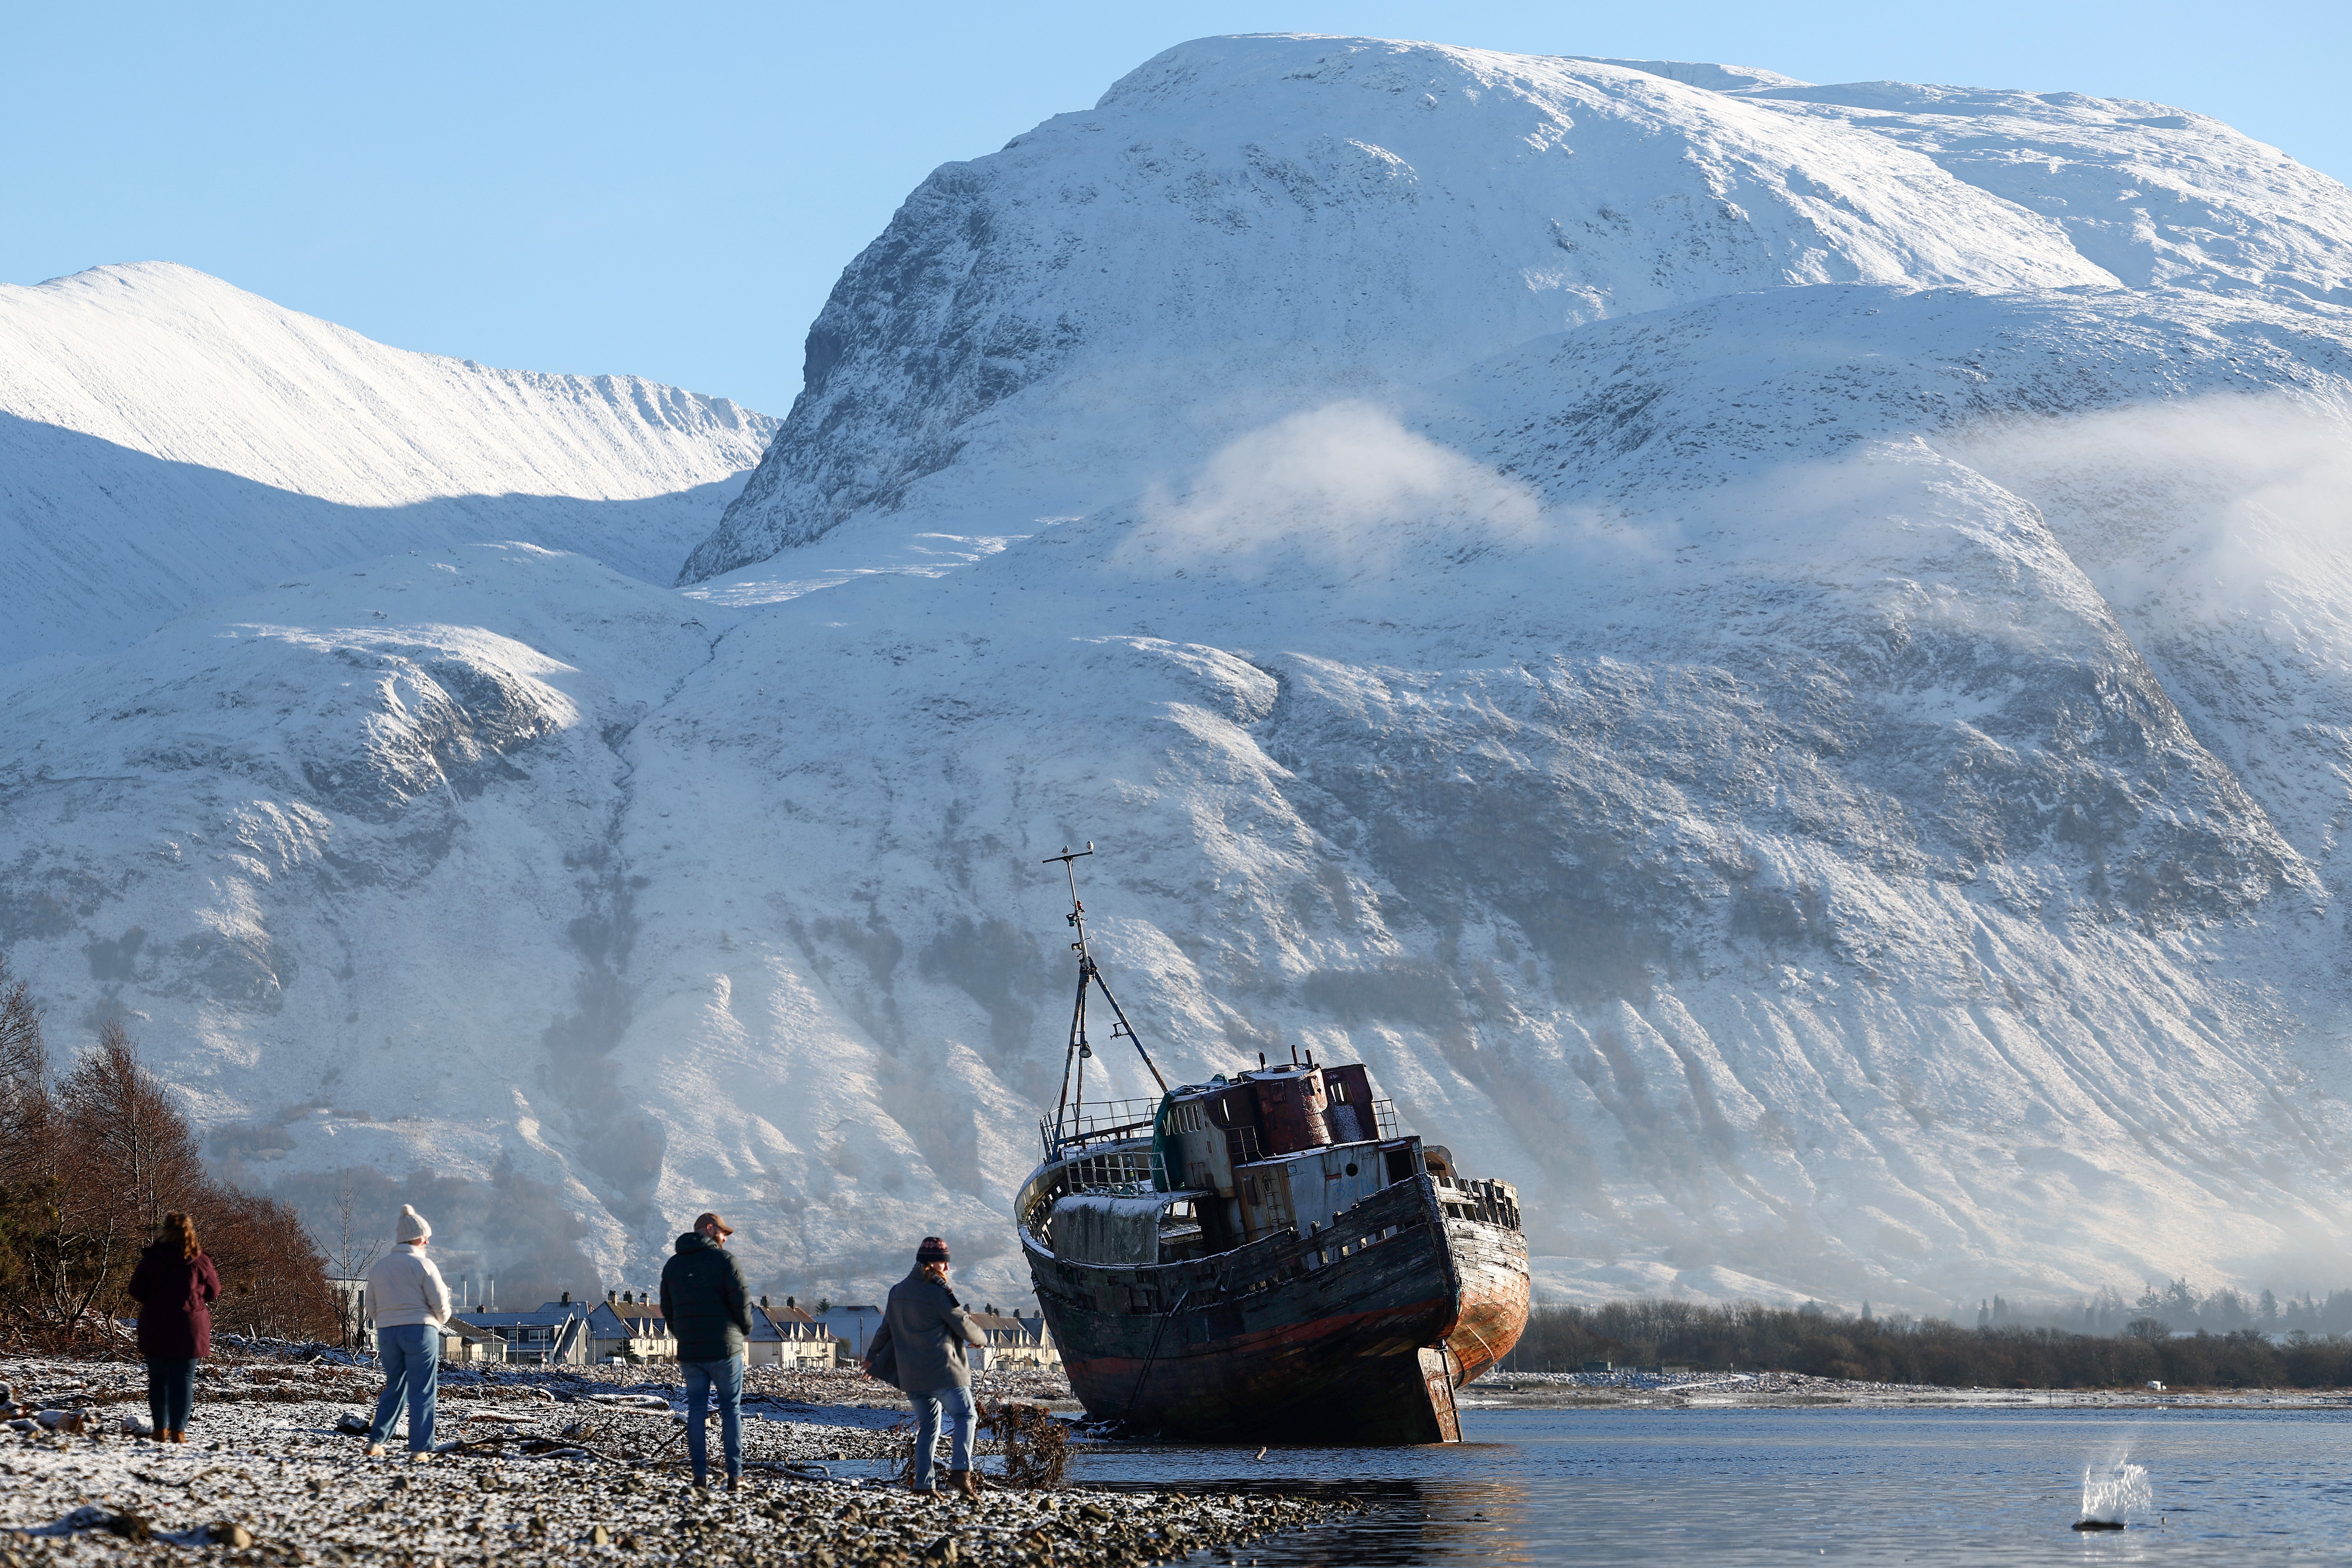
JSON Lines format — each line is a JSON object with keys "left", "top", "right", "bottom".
{"left": 946, "top": 1469, "right": 978, "bottom": 1499}
{"left": 169, "top": 1431, "right": 186, "bottom": 1444}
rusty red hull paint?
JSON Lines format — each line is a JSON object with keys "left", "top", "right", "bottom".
{"left": 1442, "top": 1215, "right": 1533, "bottom": 1383}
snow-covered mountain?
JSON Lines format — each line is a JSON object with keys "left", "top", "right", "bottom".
{"left": 682, "top": 42, "right": 2120, "bottom": 580}
{"left": 9, "top": 35, "right": 2352, "bottom": 1315}
{"left": 0, "top": 262, "right": 777, "bottom": 663}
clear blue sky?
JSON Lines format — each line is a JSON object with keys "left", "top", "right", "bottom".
{"left": 7, "top": 2, "right": 2345, "bottom": 415}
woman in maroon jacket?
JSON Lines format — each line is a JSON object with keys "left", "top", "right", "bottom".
{"left": 125, "top": 1212, "right": 221, "bottom": 1443}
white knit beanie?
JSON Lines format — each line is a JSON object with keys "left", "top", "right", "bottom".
{"left": 397, "top": 1205, "right": 432, "bottom": 1244}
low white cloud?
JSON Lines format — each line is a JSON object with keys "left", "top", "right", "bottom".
{"left": 1940, "top": 392, "right": 2352, "bottom": 626}
{"left": 1120, "top": 401, "right": 1546, "bottom": 576}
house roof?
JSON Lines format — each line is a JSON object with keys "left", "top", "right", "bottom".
{"left": 752, "top": 1305, "right": 831, "bottom": 1340}
{"left": 585, "top": 1303, "right": 633, "bottom": 1337}
{"left": 454, "top": 1300, "right": 591, "bottom": 1330}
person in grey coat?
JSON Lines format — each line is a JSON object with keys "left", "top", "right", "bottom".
{"left": 880, "top": 1235, "right": 986, "bottom": 1495}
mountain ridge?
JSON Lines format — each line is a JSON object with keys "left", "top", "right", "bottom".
{"left": 682, "top": 34, "right": 2125, "bottom": 581}
{"left": 8, "top": 38, "right": 2352, "bottom": 1314}
{"left": 0, "top": 261, "right": 777, "bottom": 664}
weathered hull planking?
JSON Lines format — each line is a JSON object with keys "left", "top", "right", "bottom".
{"left": 1025, "top": 1167, "right": 1530, "bottom": 1443}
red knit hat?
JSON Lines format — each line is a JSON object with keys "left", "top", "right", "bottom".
{"left": 916, "top": 1236, "right": 950, "bottom": 1264}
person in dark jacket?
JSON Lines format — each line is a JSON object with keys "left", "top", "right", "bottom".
{"left": 659, "top": 1210, "right": 752, "bottom": 1489}
{"left": 124, "top": 1211, "right": 221, "bottom": 1444}
{"left": 883, "top": 1236, "right": 985, "bottom": 1496}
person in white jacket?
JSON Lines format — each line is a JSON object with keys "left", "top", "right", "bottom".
{"left": 362, "top": 1205, "right": 451, "bottom": 1460}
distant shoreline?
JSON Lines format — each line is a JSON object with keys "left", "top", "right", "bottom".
{"left": 1466, "top": 1371, "right": 2352, "bottom": 1410}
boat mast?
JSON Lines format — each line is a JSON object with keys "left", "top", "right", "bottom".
{"left": 1045, "top": 842, "right": 1169, "bottom": 1154}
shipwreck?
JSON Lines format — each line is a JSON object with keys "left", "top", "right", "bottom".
{"left": 1016, "top": 846, "right": 1530, "bottom": 1443}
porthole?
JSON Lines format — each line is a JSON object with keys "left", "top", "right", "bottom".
{"left": 1344, "top": 1162, "right": 1358, "bottom": 1177}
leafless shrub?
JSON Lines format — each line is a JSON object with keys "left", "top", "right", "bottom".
{"left": 980, "top": 1400, "right": 1072, "bottom": 1489}
{"left": 883, "top": 1415, "right": 918, "bottom": 1485}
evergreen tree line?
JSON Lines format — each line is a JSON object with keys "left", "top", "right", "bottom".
{"left": 1973, "top": 1280, "right": 2352, "bottom": 1337}
{"left": 0, "top": 955, "right": 337, "bottom": 1346}
{"left": 1507, "top": 1298, "right": 2352, "bottom": 1389}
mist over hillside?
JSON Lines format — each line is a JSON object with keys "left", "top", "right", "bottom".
{"left": 7, "top": 35, "right": 2352, "bottom": 1316}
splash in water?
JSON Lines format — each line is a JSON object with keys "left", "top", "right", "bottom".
{"left": 2078, "top": 1458, "right": 2153, "bottom": 1527}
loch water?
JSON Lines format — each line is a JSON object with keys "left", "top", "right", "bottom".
{"left": 1058, "top": 1406, "right": 2352, "bottom": 1565}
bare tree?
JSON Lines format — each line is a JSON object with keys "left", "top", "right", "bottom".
{"left": 0, "top": 954, "right": 51, "bottom": 1169}
{"left": 0, "top": 954, "right": 59, "bottom": 1333}
{"left": 314, "top": 1170, "right": 384, "bottom": 1347}
{"left": 39, "top": 1019, "right": 205, "bottom": 1333}
{"left": 203, "top": 1185, "right": 339, "bottom": 1341}
{"left": 62, "top": 1018, "right": 207, "bottom": 1228}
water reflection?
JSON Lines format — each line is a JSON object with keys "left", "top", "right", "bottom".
{"left": 1051, "top": 1407, "right": 2352, "bottom": 1566}
{"left": 1089, "top": 1479, "right": 1525, "bottom": 1567}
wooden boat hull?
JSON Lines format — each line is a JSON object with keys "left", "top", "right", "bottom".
{"left": 1026, "top": 1172, "right": 1528, "bottom": 1444}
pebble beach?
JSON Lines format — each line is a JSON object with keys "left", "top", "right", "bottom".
{"left": 0, "top": 1351, "right": 1356, "bottom": 1566}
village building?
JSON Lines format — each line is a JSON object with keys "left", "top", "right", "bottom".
{"left": 607, "top": 1289, "right": 675, "bottom": 1362}
{"left": 361, "top": 1282, "right": 847, "bottom": 1368}
{"left": 446, "top": 1296, "right": 595, "bottom": 1365}
{"left": 963, "top": 1308, "right": 1060, "bottom": 1371}
{"left": 582, "top": 1298, "right": 646, "bottom": 1362}
{"left": 749, "top": 1295, "right": 837, "bottom": 1369}
{"left": 816, "top": 1303, "right": 885, "bottom": 1359}
{"left": 436, "top": 1317, "right": 507, "bottom": 1363}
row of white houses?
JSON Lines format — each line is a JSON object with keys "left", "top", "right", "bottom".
{"left": 330, "top": 1280, "right": 1058, "bottom": 1370}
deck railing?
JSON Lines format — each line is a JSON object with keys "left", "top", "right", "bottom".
{"left": 1019, "top": 1143, "right": 1170, "bottom": 1238}
{"left": 1037, "top": 1092, "right": 1413, "bottom": 1171}
{"left": 1040, "top": 1096, "right": 1163, "bottom": 1161}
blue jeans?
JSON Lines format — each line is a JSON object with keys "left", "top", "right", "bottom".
{"left": 369, "top": 1324, "right": 440, "bottom": 1453}
{"left": 145, "top": 1358, "right": 195, "bottom": 1435}
{"left": 910, "top": 1385, "right": 975, "bottom": 1490}
{"left": 683, "top": 1356, "right": 744, "bottom": 1482}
